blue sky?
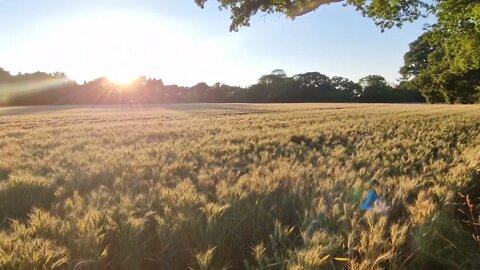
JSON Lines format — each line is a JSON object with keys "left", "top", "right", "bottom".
{"left": 0, "top": 0, "right": 431, "bottom": 86}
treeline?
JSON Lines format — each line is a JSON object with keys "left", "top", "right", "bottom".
{"left": 0, "top": 68, "right": 425, "bottom": 105}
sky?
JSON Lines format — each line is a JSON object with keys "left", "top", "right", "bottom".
{"left": 0, "top": 0, "right": 432, "bottom": 87}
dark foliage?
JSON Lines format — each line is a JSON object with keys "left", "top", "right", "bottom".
{"left": 0, "top": 68, "right": 425, "bottom": 106}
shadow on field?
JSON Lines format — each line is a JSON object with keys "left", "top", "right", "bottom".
{"left": 0, "top": 176, "right": 55, "bottom": 227}
{"left": 139, "top": 184, "right": 309, "bottom": 270}
{"left": 0, "top": 103, "right": 372, "bottom": 117}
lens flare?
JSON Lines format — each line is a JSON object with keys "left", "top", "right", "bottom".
{"left": 107, "top": 72, "right": 139, "bottom": 86}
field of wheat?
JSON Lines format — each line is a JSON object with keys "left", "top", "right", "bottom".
{"left": 0, "top": 103, "right": 479, "bottom": 270}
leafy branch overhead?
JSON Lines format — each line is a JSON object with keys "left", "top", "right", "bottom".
{"left": 194, "top": 0, "right": 435, "bottom": 31}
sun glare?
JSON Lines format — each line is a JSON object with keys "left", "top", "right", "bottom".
{"left": 0, "top": 9, "right": 249, "bottom": 86}
{"left": 107, "top": 74, "right": 138, "bottom": 85}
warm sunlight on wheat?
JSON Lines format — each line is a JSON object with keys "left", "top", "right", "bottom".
{"left": 1, "top": 104, "right": 480, "bottom": 269}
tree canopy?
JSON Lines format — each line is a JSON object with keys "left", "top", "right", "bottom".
{"left": 400, "top": 0, "right": 480, "bottom": 103}
{"left": 194, "top": 0, "right": 434, "bottom": 31}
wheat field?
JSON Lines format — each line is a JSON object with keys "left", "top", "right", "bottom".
{"left": 0, "top": 104, "right": 479, "bottom": 269}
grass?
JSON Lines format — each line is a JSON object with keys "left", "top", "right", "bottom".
{"left": 0, "top": 103, "right": 479, "bottom": 269}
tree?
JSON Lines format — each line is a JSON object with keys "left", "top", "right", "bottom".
{"left": 432, "top": 0, "right": 480, "bottom": 76}
{"left": 0, "top": 68, "right": 13, "bottom": 83}
{"left": 271, "top": 69, "right": 287, "bottom": 77}
{"left": 394, "top": 81, "right": 426, "bottom": 103}
{"left": 400, "top": 1, "right": 480, "bottom": 103}
{"left": 194, "top": 0, "right": 434, "bottom": 31}
{"left": 428, "top": 0, "right": 480, "bottom": 103}
{"left": 293, "top": 72, "right": 334, "bottom": 101}
{"left": 358, "top": 75, "right": 424, "bottom": 103}
{"left": 293, "top": 72, "right": 330, "bottom": 89}
{"left": 258, "top": 69, "right": 288, "bottom": 85}
{"left": 252, "top": 70, "right": 298, "bottom": 102}
{"left": 400, "top": 32, "right": 435, "bottom": 80}
{"left": 400, "top": 36, "right": 449, "bottom": 103}
{"left": 205, "top": 83, "right": 240, "bottom": 102}
{"left": 188, "top": 82, "right": 210, "bottom": 102}
{"left": 358, "top": 75, "right": 395, "bottom": 103}
{"left": 331, "top": 76, "right": 361, "bottom": 101}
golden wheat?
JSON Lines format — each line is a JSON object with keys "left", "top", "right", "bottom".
{"left": 0, "top": 104, "right": 479, "bottom": 269}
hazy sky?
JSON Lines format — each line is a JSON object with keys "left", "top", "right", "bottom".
{"left": 0, "top": 0, "right": 431, "bottom": 86}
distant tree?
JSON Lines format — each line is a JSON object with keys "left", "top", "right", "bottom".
{"left": 254, "top": 70, "right": 300, "bottom": 102}
{"left": 205, "top": 83, "right": 240, "bottom": 102}
{"left": 258, "top": 69, "right": 288, "bottom": 85}
{"left": 358, "top": 75, "right": 394, "bottom": 103}
{"left": 293, "top": 72, "right": 334, "bottom": 101}
{"left": 0, "top": 68, "right": 13, "bottom": 83}
{"left": 244, "top": 84, "right": 269, "bottom": 102}
{"left": 188, "top": 82, "right": 210, "bottom": 102}
{"left": 163, "top": 84, "right": 187, "bottom": 103}
{"left": 14, "top": 71, "right": 69, "bottom": 83}
{"left": 359, "top": 75, "right": 425, "bottom": 103}
{"left": 271, "top": 69, "right": 287, "bottom": 78}
{"left": 331, "top": 76, "right": 361, "bottom": 102}
{"left": 1, "top": 70, "right": 77, "bottom": 105}
{"left": 359, "top": 75, "right": 389, "bottom": 89}
{"left": 395, "top": 81, "right": 426, "bottom": 103}
{"left": 293, "top": 72, "right": 330, "bottom": 89}
{"left": 145, "top": 78, "right": 164, "bottom": 94}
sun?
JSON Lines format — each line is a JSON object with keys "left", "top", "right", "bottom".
{"left": 107, "top": 73, "right": 139, "bottom": 85}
